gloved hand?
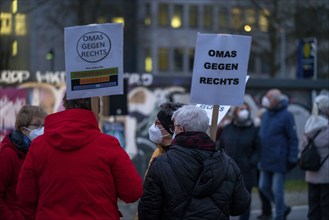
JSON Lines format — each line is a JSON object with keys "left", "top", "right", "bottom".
{"left": 287, "top": 160, "right": 298, "bottom": 171}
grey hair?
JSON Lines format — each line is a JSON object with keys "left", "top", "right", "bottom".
{"left": 172, "top": 105, "right": 209, "bottom": 132}
{"left": 315, "top": 94, "right": 329, "bottom": 114}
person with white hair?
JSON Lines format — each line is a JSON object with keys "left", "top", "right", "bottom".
{"left": 299, "top": 94, "right": 329, "bottom": 220}
{"left": 138, "top": 105, "right": 250, "bottom": 220}
{"left": 259, "top": 88, "right": 299, "bottom": 220}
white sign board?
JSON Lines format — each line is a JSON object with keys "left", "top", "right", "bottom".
{"left": 196, "top": 104, "right": 230, "bottom": 126}
{"left": 190, "top": 33, "right": 251, "bottom": 106}
{"left": 196, "top": 75, "right": 250, "bottom": 125}
{"left": 64, "top": 23, "right": 123, "bottom": 100}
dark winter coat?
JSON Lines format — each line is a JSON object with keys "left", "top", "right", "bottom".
{"left": 259, "top": 100, "right": 299, "bottom": 173}
{"left": 219, "top": 119, "right": 261, "bottom": 187}
{"left": 138, "top": 132, "right": 251, "bottom": 220}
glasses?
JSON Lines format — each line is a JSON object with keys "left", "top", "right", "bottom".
{"left": 27, "top": 123, "right": 43, "bottom": 129}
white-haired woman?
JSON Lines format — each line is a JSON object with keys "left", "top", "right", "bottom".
{"left": 299, "top": 94, "right": 329, "bottom": 220}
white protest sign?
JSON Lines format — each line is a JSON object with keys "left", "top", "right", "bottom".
{"left": 196, "top": 104, "right": 230, "bottom": 126}
{"left": 196, "top": 75, "right": 250, "bottom": 126}
{"left": 64, "top": 23, "right": 123, "bottom": 100}
{"left": 190, "top": 33, "right": 251, "bottom": 106}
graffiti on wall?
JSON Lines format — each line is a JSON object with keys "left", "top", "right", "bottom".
{"left": 1, "top": 70, "right": 323, "bottom": 175}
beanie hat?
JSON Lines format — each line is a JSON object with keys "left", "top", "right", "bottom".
{"left": 156, "top": 102, "right": 184, "bottom": 135}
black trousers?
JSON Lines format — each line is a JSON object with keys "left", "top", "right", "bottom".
{"left": 308, "top": 182, "right": 329, "bottom": 220}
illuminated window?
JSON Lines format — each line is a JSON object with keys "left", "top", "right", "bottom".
{"left": 231, "top": 8, "right": 242, "bottom": 30}
{"left": 204, "top": 5, "right": 212, "bottom": 29}
{"left": 145, "top": 48, "right": 152, "bottom": 72}
{"left": 112, "top": 17, "right": 124, "bottom": 23}
{"left": 218, "top": 9, "right": 228, "bottom": 29}
{"left": 174, "top": 48, "right": 183, "bottom": 71}
{"left": 188, "top": 48, "right": 195, "bottom": 72}
{"left": 15, "top": 14, "right": 26, "bottom": 36}
{"left": 245, "top": 8, "right": 256, "bottom": 25}
{"left": 12, "top": 0, "right": 17, "bottom": 14}
{"left": 12, "top": 40, "right": 17, "bottom": 56}
{"left": 158, "top": 4, "right": 169, "bottom": 26}
{"left": 0, "top": 13, "right": 12, "bottom": 35}
{"left": 188, "top": 5, "right": 198, "bottom": 28}
{"left": 158, "top": 48, "right": 169, "bottom": 71}
{"left": 144, "top": 3, "right": 151, "bottom": 26}
{"left": 171, "top": 5, "right": 183, "bottom": 29}
{"left": 259, "top": 9, "right": 269, "bottom": 32}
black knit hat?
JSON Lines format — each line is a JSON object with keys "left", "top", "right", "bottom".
{"left": 157, "top": 102, "right": 184, "bottom": 135}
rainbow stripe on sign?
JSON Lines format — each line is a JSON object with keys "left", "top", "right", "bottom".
{"left": 71, "top": 67, "right": 118, "bottom": 91}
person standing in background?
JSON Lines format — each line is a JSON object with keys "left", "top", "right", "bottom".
{"left": 218, "top": 102, "right": 261, "bottom": 220}
{"left": 17, "top": 96, "right": 142, "bottom": 220}
{"left": 299, "top": 94, "right": 329, "bottom": 220}
{"left": 259, "top": 89, "right": 299, "bottom": 220}
{"left": 146, "top": 101, "right": 184, "bottom": 173}
{"left": 0, "top": 105, "right": 47, "bottom": 220}
{"left": 135, "top": 102, "right": 184, "bottom": 220}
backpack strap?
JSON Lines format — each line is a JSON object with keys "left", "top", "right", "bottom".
{"left": 308, "top": 129, "right": 329, "bottom": 168}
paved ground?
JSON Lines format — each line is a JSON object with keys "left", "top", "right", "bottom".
{"left": 118, "top": 190, "right": 308, "bottom": 220}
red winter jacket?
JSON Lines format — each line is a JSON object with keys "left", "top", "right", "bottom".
{"left": 17, "top": 109, "right": 143, "bottom": 220}
{"left": 0, "top": 133, "right": 26, "bottom": 220}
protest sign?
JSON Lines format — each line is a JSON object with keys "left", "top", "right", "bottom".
{"left": 196, "top": 104, "right": 230, "bottom": 126}
{"left": 190, "top": 33, "right": 251, "bottom": 106}
{"left": 64, "top": 23, "right": 123, "bottom": 99}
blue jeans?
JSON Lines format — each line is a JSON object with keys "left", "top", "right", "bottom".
{"left": 259, "top": 171, "right": 286, "bottom": 220}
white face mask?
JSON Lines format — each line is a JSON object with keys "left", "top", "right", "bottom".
{"left": 148, "top": 124, "right": 163, "bottom": 144}
{"left": 262, "top": 97, "right": 270, "bottom": 108}
{"left": 25, "top": 127, "right": 44, "bottom": 141}
{"left": 238, "top": 109, "right": 249, "bottom": 121}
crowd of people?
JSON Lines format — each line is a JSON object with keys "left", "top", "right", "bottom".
{"left": 0, "top": 88, "right": 328, "bottom": 220}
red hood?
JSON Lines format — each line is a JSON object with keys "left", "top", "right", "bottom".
{"left": 43, "top": 109, "right": 100, "bottom": 151}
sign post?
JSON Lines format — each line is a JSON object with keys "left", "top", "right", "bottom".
{"left": 297, "top": 38, "right": 317, "bottom": 79}
{"left": 210, "top": 105, "right": 219, "bottom": 141}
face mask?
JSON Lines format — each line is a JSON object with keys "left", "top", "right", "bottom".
{"left": 262, "top": 97, "right": 270, "bottom": 108}
{"left": 148, "top": 124, "right": 163, "bottom": 144}
{"left": 238, "top": 109, "right": 249, "bottom": 121}
{"left": 25, "top": 127, "right": 44, "bottom": 141}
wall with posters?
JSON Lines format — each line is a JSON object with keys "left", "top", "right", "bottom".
{"left": 1, "top": 70, "right": 327, "bottom": 175}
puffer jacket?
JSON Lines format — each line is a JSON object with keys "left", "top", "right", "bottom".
{"left": 300, "top": 124, "right": 329, "bottom": 184}
{"left": 138, "top": 132, "right": 251, "bottom": 220}
{"left": 17, "top": 109, "right": 143, "bottom": 220}
{"left": 259, "top": 100, "right": 299, "bottom": 173}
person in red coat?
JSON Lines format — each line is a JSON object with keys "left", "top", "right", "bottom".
{"left": 0, "top": 105, "right": 47, "bottom": 220}
{"left": 17, "top": 96, "right": 143, "bottom": 220}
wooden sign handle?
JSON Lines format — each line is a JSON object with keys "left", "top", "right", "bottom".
{"left": 210, "top": 105, "right": 219, "bottom": 141}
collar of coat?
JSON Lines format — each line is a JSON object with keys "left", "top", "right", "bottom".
{"left": 171, "top": 131, "right": 215, "bottom": 151}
